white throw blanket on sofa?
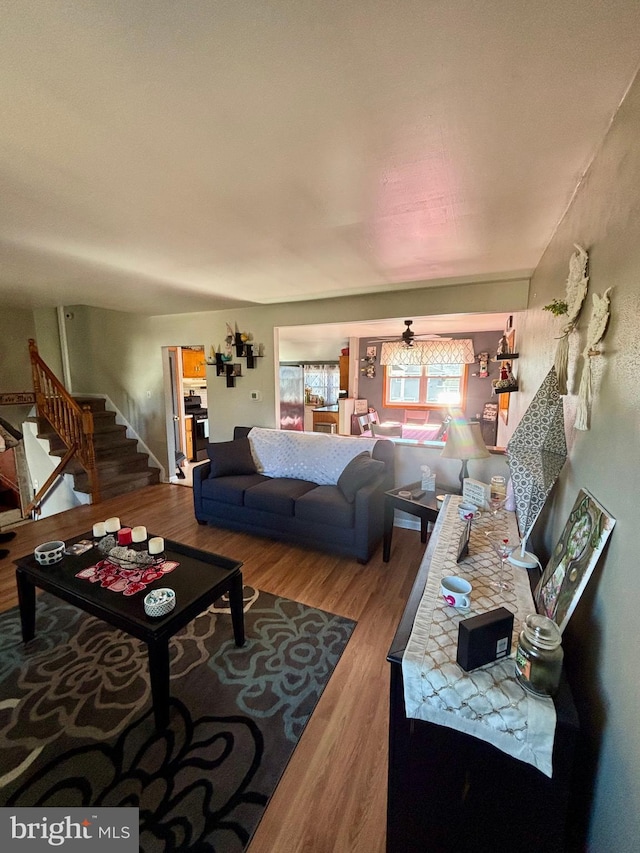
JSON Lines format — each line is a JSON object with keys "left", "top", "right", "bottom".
{"left": 248, "top": 427, "right": 378, "bottom": 486}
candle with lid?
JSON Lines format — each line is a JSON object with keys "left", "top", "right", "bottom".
{"left": 131, "top": 525, "right": 147, "bottom": 543}
{"left": 92, "top": 521, "right": 107, "bottom": 538}
{"left": 104, "top": 517, "right": 121, "bottom": 533}
{"left": 148, "top": 537, "right": 164, "bottom": 555}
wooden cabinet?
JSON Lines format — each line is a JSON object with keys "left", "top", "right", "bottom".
{"left": 184, "top": 416, "right": 194, "bottom": 461}
{"left": 339, "top": 355, "right": 349, "bottom": 392}
{"left": 312, "top": 408, "right": 339, "bottom": 432}
{"left": 182, "top": 348, "right": 206, "bottom": 378}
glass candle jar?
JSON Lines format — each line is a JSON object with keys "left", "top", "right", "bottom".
{"left": 490, "top": 475, "right": 506, "bottom": 500}
{"left": 515, "top": 613, "right": 564, "bottom": 697}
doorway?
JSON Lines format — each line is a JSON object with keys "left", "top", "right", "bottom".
{"left": 163, "top": 344, "right": 207, "bottom": 485}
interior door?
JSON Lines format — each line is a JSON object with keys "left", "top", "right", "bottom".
{"left": 166, "top": 346, "right": 186, "bottom": 476}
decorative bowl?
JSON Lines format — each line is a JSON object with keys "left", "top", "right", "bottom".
{"left": 34, "top": 540, "right": 65, "bottom": 565}
{"left": 144, "top": 587, "right": 176, "bottom": 618}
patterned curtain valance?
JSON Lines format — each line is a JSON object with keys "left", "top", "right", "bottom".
{"left": 380, "top": 339, "right": 475, "bottom": 365}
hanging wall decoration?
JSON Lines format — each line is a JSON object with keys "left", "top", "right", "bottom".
{"left": 210, "top": 323, "right": 263, "bottom": 387}
{"left": 574, "top": 288, "right": 612, "bottom": 430}
{"left": 551, "top": 244, "right": 589, "bottom": 395}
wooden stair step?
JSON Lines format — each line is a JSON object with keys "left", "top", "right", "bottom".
{"left": 71, "top": 396, "right": 107, "bottom": 412}
{"left": 63, "top": 452, "right": 152, "bottom": 475}
{"left": 75, "top": 470, "right": 161, "bottom": 499}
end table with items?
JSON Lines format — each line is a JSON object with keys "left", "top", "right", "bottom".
{"left": 383, "top": 482, "right": 452, "bottom": 562}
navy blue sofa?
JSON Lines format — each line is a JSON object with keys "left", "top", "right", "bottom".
{"left": 193, "top": 426, "right": 395, "bottom": 563}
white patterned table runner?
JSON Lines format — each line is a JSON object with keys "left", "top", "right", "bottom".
{"left": 402, "top": 497, "right": 557, "bottom": 777}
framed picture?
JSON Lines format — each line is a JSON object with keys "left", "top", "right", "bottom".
{"left": 534, "top": 489, "right": 616, "bottom": 633}
{"left": 354, "top": 399, "right": 369, "bottom": 414}
{"left": 456, "top": 519, "right": 471, "bottom": 563}
{"left": 366, "top": 345, "right": 377, "bottom": 358}
{"left": 498, "top": 329, "right": 516, "bottom": 423}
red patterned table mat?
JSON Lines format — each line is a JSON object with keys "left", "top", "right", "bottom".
{"left": 75, "top": 558, "right": 179, "bottom": 596}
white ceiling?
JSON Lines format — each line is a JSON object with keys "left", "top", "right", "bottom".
{"left": 1, "top": 2, "right": 639, "bottom": 316}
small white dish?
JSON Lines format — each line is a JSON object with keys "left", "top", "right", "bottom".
{"left": 34, "top": 540, "right": 65, "bottom": 566}
{"left": 144, "top": 587, "right": 176, "bottom": 617}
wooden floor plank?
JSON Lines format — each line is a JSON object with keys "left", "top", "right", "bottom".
{"left": 0, "top": 484, "right": 426, "bottom": 853}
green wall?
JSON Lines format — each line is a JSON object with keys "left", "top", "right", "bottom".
{"left": 510, "top": 71, "right": 640, "bottom": 851}
{"left": 0, "top": 307, "right": 36, "bottom": 429}
{"left": 62, "top": 277, "right": 529, "bottom": 467}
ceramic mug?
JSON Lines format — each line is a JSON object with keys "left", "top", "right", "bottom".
{"left": 441, "top": 575, "right": 472, "bottom": 610}
{"left": 458, "top": 502, "right": 479, "bottom": 521}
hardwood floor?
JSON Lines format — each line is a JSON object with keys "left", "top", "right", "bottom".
{"left": 0, "top": 484, "right": 426, "bottom": 853}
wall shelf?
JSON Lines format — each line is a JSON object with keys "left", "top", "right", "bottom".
{"left": 212, "top": 331, "right": 263, "bottom": 387}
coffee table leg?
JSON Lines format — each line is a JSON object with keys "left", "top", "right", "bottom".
{"left": 147, "top": 638, "right": 170, "bottom": 729}
{"left": 420, "top": 516, "right": 429, "bottom": 543}
{"left": 16, "top": 569, "right": 36, "bottom": 642}
{"left": 229, "top": 573, "right": 245, "bottom": 647}
{"left": 383, "top": 500, "right": 394, "bottom": 562}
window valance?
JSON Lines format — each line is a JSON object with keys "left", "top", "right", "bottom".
{"left": 380, "top": 339, "right": 475, "bottom": 365}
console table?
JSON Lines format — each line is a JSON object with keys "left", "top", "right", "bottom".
{"left": 386, "top": 500, "right": 579, "bottom": 852}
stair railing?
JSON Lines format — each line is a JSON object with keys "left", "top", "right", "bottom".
{"left": 26, "top": 339, "right": 100, "bottom": 513}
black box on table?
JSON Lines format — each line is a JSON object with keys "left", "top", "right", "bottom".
{"left": 456, "top": 607, "right": 514, "bottom": 671}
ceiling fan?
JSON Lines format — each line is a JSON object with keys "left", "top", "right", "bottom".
{"left": 368, "top": 320, "right": 446, "bottom": 347}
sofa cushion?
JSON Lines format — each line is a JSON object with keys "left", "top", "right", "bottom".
{"left": 295, "top": 485, "right": 355, "bottom": 529}
{"left": 244, "top": 478, "right": 318, "bottom": 516}
{"left": 207, "top": 437, "right": 257, "bottom": 479}
{"left": 337, "top": 452, "right": 385, "bottom": 503}
{"left": 201, "top": 473, "right": 270, "bottom": 506}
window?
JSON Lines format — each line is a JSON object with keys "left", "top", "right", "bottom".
{"left": 384, "top": 362, "right": 467, "bottom": 409}
{"left": 303, "top": 363, "right": 340, "bottom": 405}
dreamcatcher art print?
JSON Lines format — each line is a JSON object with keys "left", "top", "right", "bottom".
{"left": 554, "top": 244, "right": 589, "bottom": 395}
{"left": 534, "top": 489, "right": 615, "bottom": 633}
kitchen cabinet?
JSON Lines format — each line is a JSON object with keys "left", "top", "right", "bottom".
{"left": 312, "top": 406, "right": 339, "bottom": 432}
{"left": 339, "top": 355, "right": 349, "bottom": 393}
{"left": 184, "top": 415, "right": 194, "bottom": 461}
{"left": 182, "top": 348, "right": 206, "bottom": 378}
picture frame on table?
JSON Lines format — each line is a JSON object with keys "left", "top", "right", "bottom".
{"left": 534, "top": 489, "right": 615, "bottom": 633}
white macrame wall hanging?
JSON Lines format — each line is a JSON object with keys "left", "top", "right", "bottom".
{"left": 554, "top": 244, "right": 589, "bottom": 395}
{"left": 575, "top": 288, "right": 612, "bottom": 430}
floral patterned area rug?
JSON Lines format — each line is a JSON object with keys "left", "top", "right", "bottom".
{"left": 0, "top": 587, "right": 356, "bottom": 852}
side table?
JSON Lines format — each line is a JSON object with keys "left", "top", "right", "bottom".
{"left": 383, "top": 483, "right": 448, "bottom": 562}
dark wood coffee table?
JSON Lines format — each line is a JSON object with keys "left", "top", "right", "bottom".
{"left": 383, "top": 483, "right": 452, "bottom": 562}
{"left": 14, "top": 531, "right": 245, "bottom": 729}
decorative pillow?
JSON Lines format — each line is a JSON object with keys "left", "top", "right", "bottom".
{"left": 207, "top": 437, "right": 257, "bottom": 478}
{"left": 337, "top": 452, "right": 385, "bottom": 503}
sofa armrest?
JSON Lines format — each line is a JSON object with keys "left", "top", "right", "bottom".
{"left": 352, "top": 472, "right": 388, "bottom": 561}
{"left": 192, "top": 460, "right": 211, "bottom": 520}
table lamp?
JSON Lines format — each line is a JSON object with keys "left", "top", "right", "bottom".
{"left": 441, "top": 418, "right": 490, "bottom": 491}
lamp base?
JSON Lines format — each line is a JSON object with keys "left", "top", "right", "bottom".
{"left": 508, "top": 548, "right": 539, "bottom": 569}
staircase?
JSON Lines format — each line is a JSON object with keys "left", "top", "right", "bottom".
{"left": 36, "top": 396, "right": 161, "bottom": 501}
